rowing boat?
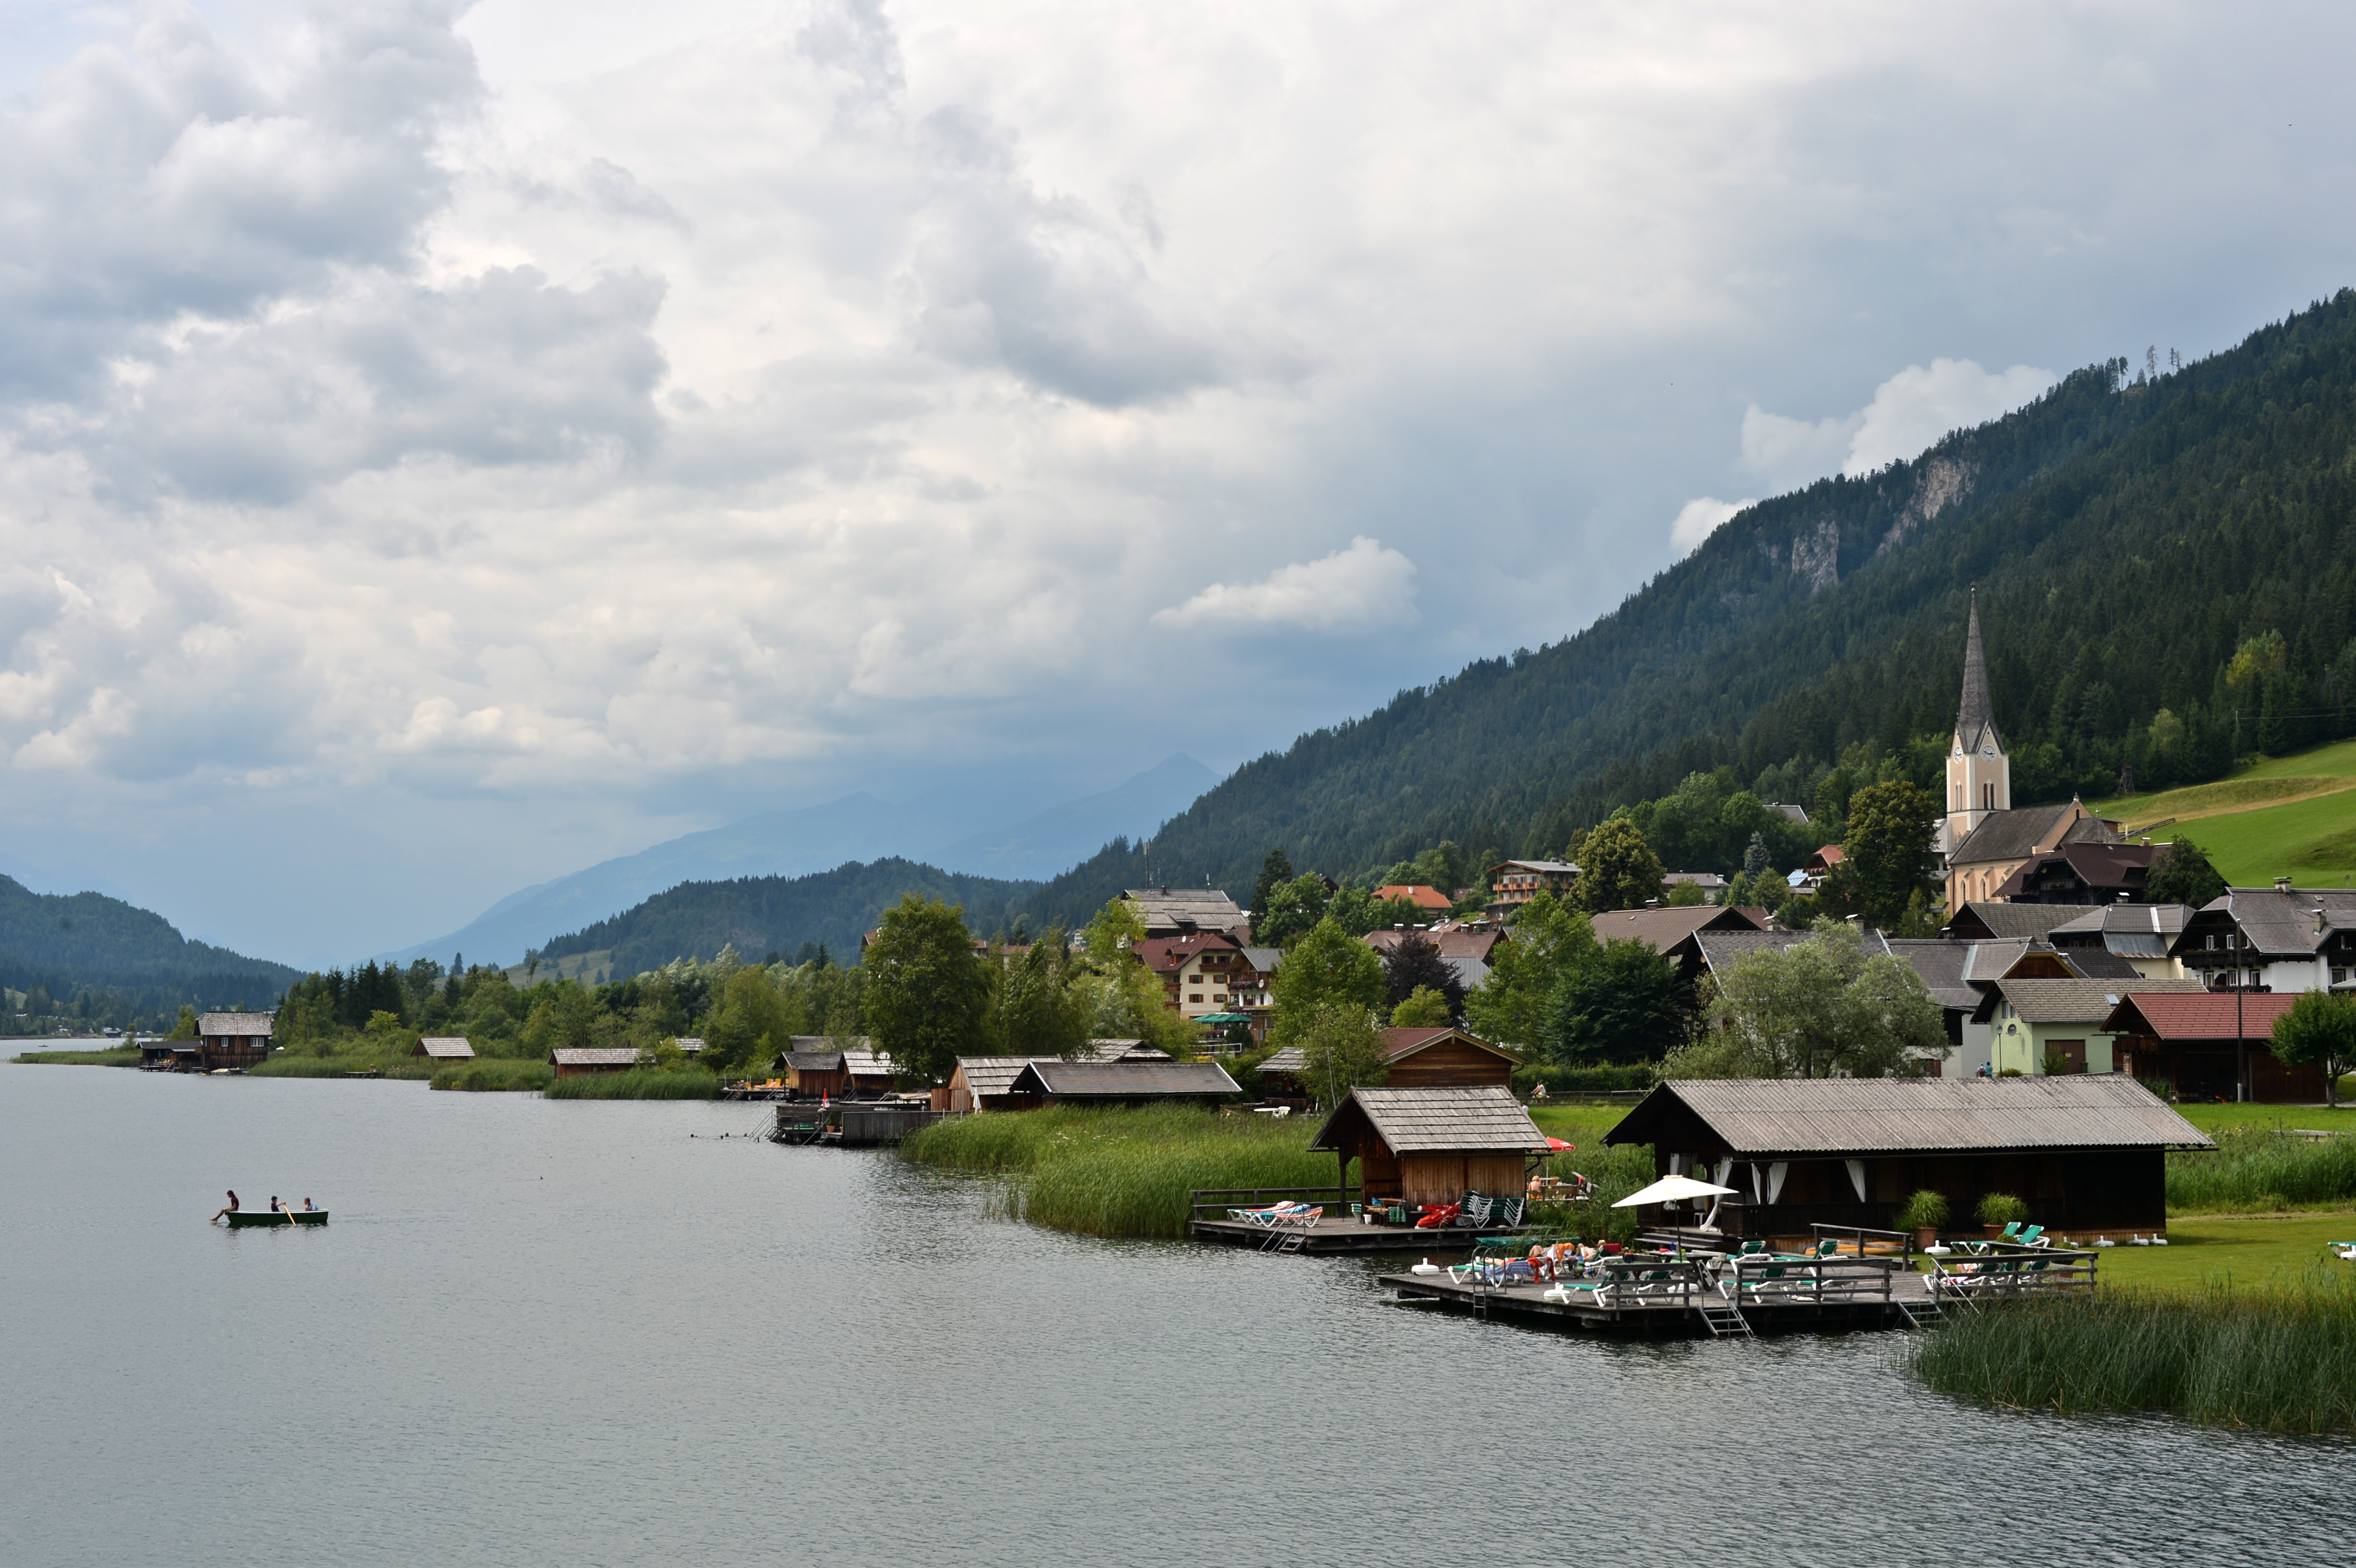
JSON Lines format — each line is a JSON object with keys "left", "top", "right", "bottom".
{"left": 223, "top": 1210, "right": 328, "bottom": 1227}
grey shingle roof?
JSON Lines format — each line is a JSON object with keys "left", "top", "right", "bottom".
{"left": 1312, "top": 1085, "right": 1551, "bottom": 1155}
{"left": 1607, "top": 1076, "right": 2214, "bottom": 1155}
{"left": 1006, "top": 1060, "right": 1239, "bottom": 1098}
{"left": 1949, "top": 806, "right": 2089, "bottom": 867}
{"left": 1124, "top": 888, "right": 1250, "bottom": 933}
{"left": 1589, "top": 904, "right": 1763, "bottom": 952}
{"left": 783, "top": 1051, "right": 843, "bottom": 1071}
{"left": 2061, "top": 948, "right": 2145, "bottom": 980}
{"left": 551, "top": 1047, "right": 641, "bottom": 1067}
{"left": 2183, "top": 887, "right": 2356, "bottom": 959}
{"left": 1879, "top": 939, "right": 1979, "bottom": 1010}
{"left": 198, "top": 1012, "right": 276, "bottom": 1035}
{"left": 415, "top": 1036, "right": 474, "bottom": 1060}
{"left": 1979, "top": 976, "right": 2206, "bottom": 1025}
{"left": 2048, "top": 904, "right": 2193, "bottom": 940}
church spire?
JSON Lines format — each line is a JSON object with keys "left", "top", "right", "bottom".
{"left": 1956, "top": 588, "right": 2000, "bottom": 751}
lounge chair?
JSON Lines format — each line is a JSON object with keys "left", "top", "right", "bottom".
{"left": 1491, "top": 1194, "right": 1527, "bottom": 1228}
{"left": 1456, "top": 1192, "right": 1496, "bottom": 1228}
{"left": 1965, "top": 1222, "right": 2022, "bottom": 1254}
{"left": 2015, "top": 1224, "right": 2045, "bottom": 1247}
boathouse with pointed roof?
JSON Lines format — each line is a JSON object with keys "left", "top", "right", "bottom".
{"left": 1311, "top": 1085, "right": 1552, "bottom": 1207}
{"left": 1604, "top": 1077, "right": 2211, "bottom": 1238}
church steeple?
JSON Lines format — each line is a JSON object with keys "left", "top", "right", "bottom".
{"left": 1955, "top": 588, "right": 2001, "bottom": 753}
{"left": 1945, "top": 588, "right": 2010, "bottom": 855}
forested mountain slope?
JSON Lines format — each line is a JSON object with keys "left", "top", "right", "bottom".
{"left": 1015, "top": 290, "right": 2356, "bottom": 928}
{"left": 0, "top": 875, "right": 302, "bottom": 1015}
{"left": 534, "top": 859, "right": 1040, "bottom": 973}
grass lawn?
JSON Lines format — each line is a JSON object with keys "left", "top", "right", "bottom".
{"left": 2094, "top": 737, "right": 2356, "bottom": 886}
{"left": 2175, "top": 1103, "right": 2356, "bottom": 1136}
{"left": 2076, "top": 1211, "right": 2356, "bottom": 1294}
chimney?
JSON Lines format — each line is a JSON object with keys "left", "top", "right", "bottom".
{"left": 2275, "top": 876, "right": 2292, "bottom": 893}
{"left": 2315, "top": 909, "right": 2327, "bottom": 935}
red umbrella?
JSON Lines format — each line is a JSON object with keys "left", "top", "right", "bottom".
{"left": 1545, "top": 1137, "right": 1574, "bottom": 1152}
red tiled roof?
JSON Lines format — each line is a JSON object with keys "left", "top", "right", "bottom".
{"left": 2102, "top": 990, "right": 2299, "bottom": 1041}
{"left": 1374, "top": 884, "right": 1453, "bottom": 910}
{"left": 1133, "top": 933, "right": 1243, "bottom": 973}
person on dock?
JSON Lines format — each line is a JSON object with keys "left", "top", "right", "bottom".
{"left": 210, "top": 1191, "right": 240, "bottom": 1222}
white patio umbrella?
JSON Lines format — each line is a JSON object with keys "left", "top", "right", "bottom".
{"left": 1613, "top": 1174, "right": 1739, "bottom": 1208}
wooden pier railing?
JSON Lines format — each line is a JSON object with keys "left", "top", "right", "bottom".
{"left": 1810, "top": 1222, "right": 1916, "bottom": 1265}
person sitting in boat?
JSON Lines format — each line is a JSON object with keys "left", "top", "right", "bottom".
{"left": 302, "top": 1198, "right": 317, "bottom": 1211}
{"left": 210, "top": 1190, "right": 240, "bottom": 1222}
{"left": 269, "top": 1196, "right": 287, "bottom": 1215}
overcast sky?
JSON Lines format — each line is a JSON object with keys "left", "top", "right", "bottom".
{"left": 5, "top": 0, "right": 2355, "bottom": 966}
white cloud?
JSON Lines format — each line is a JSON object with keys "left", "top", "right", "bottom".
{"left": 1669, "top": 495, "right": 1758, "bottom": 554}
{"left": 1741, "top": 359, "right": 2058, "bottom": 492}
{"left": 1152, "top": 537, "right": 1417, "bottom": 631}
{"left": 2, "top": 0, "right": 2354, "bottom": 957}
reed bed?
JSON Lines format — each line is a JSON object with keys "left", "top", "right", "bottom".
{"left": 2167, "top": 1130, "right": 2356, "bottom": 1212}
{"left": 251, "top": 1055, "right": 438, "bottom": 1081}
{"left": 900, "top": 1105, "right": 1339, "bottom": 1238}
{"left": 543, "top": 1069, "right": 720, "bottom": 1100}
{"left": 1909, "top": 1270, "right": 2356, "bottom": 1433}
{"left": 430, "top": 1059, "right": 556, "bottom": 1092}
{"left": 10, "top": 1047, "right": 141, "bottom": 1067}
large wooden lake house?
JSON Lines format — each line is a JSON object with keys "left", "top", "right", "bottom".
{"left": 1310, "top": 1085, "right": 1552, "bottom": 1207}
{"left": 1604, "top": 1077, "right": 2212, "bottom": 1238}
{"left": 195, "top": 1012, "right": 275, "bottom": 1071}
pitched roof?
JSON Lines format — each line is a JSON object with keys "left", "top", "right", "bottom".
{"left": 1992, "top": 842, "right": 2160, "bottom": 899}
{"left": 1374, "top": 1026, "right": 1518, "bottom": 1064}
{"left": 1005, "top": 1060, "right": 1239, "bottom": 1098}
{"left": 415, "top": 1036, "right": 475, "bottom": 1059}
{"left": 1589, "top": 904, "right": 1763, "bottom": 953}
{"left": 1374, "top": 884, "right": 1453, "bottom": 910}
{"left": 1946, "top": 902, "right": 2105, "bottom": 941}
{"left": 1084, "top": 1038, "right": 1173, "bottom": 1061}
{"left": 1948, "top": 803, "right": 2090, "bottom": 867}
{"left": 198, "top": 1012, "right": 276, "bottom": 1035}
{"left": 1879, "top": 939, "right": 1979, "bottom": 1010}
{"left": 1606, "top": 1076, "right": 2213, "bottom": 1155}
{"left": 2101, "top": 990, "right": 2302, "bottom": 1042}
{"left": 2060, "top": 948, "right": 2145, "bottom": 980}
{"left": 672, "top": 1037, "right": 706, "bottom": 1054}
{"left": 1664, "top": 871, "right": 1730, "bottom": 889}
{"left": 1134, "top": 932, "right": 1244, "bottom": 973}
{"left": 1955, "top": 589, "right": 2002, "bottom": 753}
{"left": 1363, "top": 927, "right": 1500, "bottom": 963}
{"left": 1310, "top": 1085, "right": 1551, "bottom": 1155}
{"left": 783, "top": 1051, "right": 843, "bottom": 1071}
{"left": 2181, "top": 887, "right": 2356, "bottom": 959}
{"left": 1486, "top": 860, "right": 1579, "bottom": 876}
{"left": 551, "top": 1047, "right": 641, "bottom": 1067}
{"left": 1240, "top": 946, "right": 1284, "bottom": 972}
{"left": 1975, "top": 976, "right": 2206, "bottom": 1025}
{"left": 1123, "top": 887, "right": 1250, "bottom": 934}
{"left": 839, "top": 1048, "right": 894, "bottom": 1078}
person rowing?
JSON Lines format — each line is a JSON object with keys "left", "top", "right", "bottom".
{"left": 270, "top": 1196, "right": 287, "bottom": 1215}
{"left": 210, "top": 1190, "right": 240, "bottom": 1223}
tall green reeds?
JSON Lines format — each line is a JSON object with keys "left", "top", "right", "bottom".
{"left": 10, "top": 1047, "right": 141, "bottom": 1067}
{"left": 2167, "top": 1130, "right": 2356, "bottom": 1212}
{"left": 901, "top": 1105, "right": 1342, "bottom": 1238}
{"left": 430, "top": 1059, "right": 556, "bottom": 1092}
{"left": 1909, "top": 1270, "right": 2356, "bottom": 1433}
{"left": 543, "top": 1069, "right": 719, "bottom": 1100}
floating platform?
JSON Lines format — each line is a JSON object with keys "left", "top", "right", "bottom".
{"left": 1382, "top": 1263, "right": 1939, "bottom": 1336}
{"left": 1191, "top": 1216, "right": 1515, "bottom": 1254}
{"left": 224, "top": 1210, "right": 327, "bottom": 1228}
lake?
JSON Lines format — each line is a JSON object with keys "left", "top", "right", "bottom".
{"left": 2, "top": 1066, "right": 2343, "bottom": 1567}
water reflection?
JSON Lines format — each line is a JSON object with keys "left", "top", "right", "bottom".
{"left": 0, "top": 1067, "right": 2341, "bottom": 1568}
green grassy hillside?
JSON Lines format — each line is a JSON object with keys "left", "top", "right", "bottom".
{"left": 2101, "top": 739, "right": 2356, "bottom": 888}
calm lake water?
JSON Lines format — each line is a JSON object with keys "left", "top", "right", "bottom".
{"left": 2, "top": 1067, "right": 2344, "bottom": 1567}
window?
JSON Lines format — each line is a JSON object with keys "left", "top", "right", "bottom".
{"left": 1188, "top": 993, "right": 1203, "bottom": 1003}
{"left": 1983, "top": 783, "right": 1995, "bottom": 811}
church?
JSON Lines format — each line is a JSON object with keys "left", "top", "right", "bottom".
{"left": 1938, "top": 593, "right": 2152, "bottom": 911}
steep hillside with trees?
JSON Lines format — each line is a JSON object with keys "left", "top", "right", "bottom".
{"left": 1016, "top": 292, "right": 2356, "bottom": 926}
{"left": 0, "top": 875, "right": 301, "bottom": 1029}
{"left": 534, "top": 859, "right": 1040, "bottom": 976}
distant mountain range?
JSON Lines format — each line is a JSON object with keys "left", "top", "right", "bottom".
{"left": 0, "top": 874, "right": 301, "bottom": 1010}
{"left": 382, "top": 755, "right": 1219, "bottom": 969}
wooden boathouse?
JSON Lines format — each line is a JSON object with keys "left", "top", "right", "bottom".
{"left": 549, "top": 1046, "right": 639, "bottom": 1078}
{"left": 1603, "top": 1077, "right": 2212, "bottom": 1239}
{"left": 1002, "top": 1059, "right": 1239, "bottom": 1106}
{"left": 414, "top": 1035, "right": 475, "bottom": 1066}
{"left": 194, "top": 1012, "right": 276, "bottom": 1071}
{"left": 1311, "top": 1085, "right": 1551, "bottom": 1207}
{"left": 1259, "top": 1026, "right": 1520, "bottom": 1103}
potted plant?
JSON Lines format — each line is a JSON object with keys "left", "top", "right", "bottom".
{"left": 1976, "top": 1192, "right": 2028, "bottom": 1238}
{"left": 1894, "top": 1189, "right": 1950, "bottom": 1249}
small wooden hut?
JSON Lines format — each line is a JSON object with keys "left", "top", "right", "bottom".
{"left": 1310, "top": 1086, "right": 1551, "bottom": 1207}
{"left": 1003, "top": 1059, "right": 1239, "bottom": 1106}
{"left": 549, "top": 1046, "right": 639, "bottom": 1078}
{"left": 414, "top": 1035, "right": 475, "bottom": 1065}
{"left": 779, "top": 1050, "right": 849, "bottom": 1098}
{"left": 1260, "top": 1026, "right": 1519, "bottom": 1102}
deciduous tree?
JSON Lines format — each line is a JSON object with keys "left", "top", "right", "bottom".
{"left": 1540, "top": 938, "right": 1690, "bottom": 1065}
{"left": 1297, "top": 1002, "right": 1390, "bottom": 1105}
{"left": 1380, "top": 931, "right": 1462, "bottom": 1015}
{"left": 862, "top": 894, "right": 992, "bottom": 1086}
{"left": 2145, "top": 836, "right": 2227, "bottom": 909}
{"left": 1842, "top": 779, "right": 1939, "bottom": 929}
{"left": 1669, "top": 925, "right": 1947, "bottom": 1079}
{"left": 1571, "top": 818, "right": 1666, "bottom": 913}
{"left": 1269, "top": 917, "right": 1385, "bottom": 1049}
{"left": 2271, "top": 989, "right": 2356, "bottom": 1107}
{"left": 1465, "top": 892, "right": 1595, "bottom": 1050}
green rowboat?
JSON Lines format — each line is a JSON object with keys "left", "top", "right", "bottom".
{"left": 223, "top": 1210, "right": 327, "bottom": 1227}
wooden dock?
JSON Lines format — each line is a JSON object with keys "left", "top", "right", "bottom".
{"left": 1384, "top": 1244, "right": 2097, "bottom": 1337}
{"left": 1192, "top": 1215, "right": 1505, "bottom": 1254}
